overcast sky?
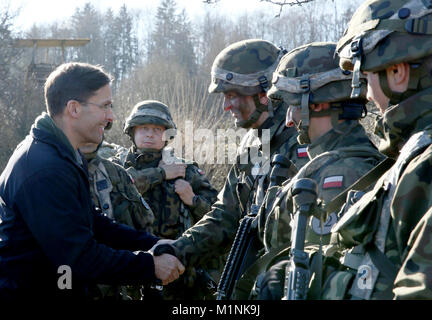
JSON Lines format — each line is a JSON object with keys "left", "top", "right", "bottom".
{"left": 8, "top": 0, "right": 282, "bottom": 32}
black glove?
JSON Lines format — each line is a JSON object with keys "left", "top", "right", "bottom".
{"left": 153, "top": 243, "right": 177, "bottom": 257}
{"left": 257, "top": 259, "right": 290, "bottom": 300}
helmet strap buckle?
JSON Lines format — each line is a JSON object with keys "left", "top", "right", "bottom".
{"left": 299, "top": 75, "right": 311, "bottom": 128}
{"left": 350, "top": 36, "right": 364, "bottom": 99}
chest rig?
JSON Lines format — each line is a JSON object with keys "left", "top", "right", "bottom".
{"left": 340, "top": 130, "right": 432, "bottom": 299}
{"left": 236, "top": 121, "right": 294, "bottom": 217}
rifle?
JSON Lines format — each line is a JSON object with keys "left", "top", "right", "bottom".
{"left": 216, "top": 154, "right": 296, "bottom": 300}
{"left": 282, "top": 178, "right": 318, "bottom": 300}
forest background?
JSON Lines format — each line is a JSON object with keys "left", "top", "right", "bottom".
{"left": 0, "top": 0, "right": 372, "bottom": 189}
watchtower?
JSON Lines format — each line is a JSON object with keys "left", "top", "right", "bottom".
{"left": 14, "top": 38, "right": 91, "bottom": 86}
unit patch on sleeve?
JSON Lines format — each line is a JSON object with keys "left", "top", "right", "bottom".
{"left": 322, "top": 175, "right": 344, "bottom": 189}
{"left": 96, "top": 179, "right": 109, "bottom": 191}
{"left": 297, "top": 147, "right": 308, "bottom": 158}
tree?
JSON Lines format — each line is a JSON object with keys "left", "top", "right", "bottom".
{"left": 0, "top": 5, "right": 45, "bottom": 172}
{"left": 114, "top": 4, "right": 139, "bottom": 81}
{"left": 148, "top": 0, "right": 197, "bottom": 75}
{"left": 70, "top": 2, "right": 103, "bottom": 64}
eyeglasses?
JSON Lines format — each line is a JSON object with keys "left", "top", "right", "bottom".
{"left": 77, "top": 100, "right": 113, "bottom": 112}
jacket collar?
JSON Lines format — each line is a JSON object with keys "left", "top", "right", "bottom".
{"left": 375, "top": 86, "right": 432, "bottom": 158}
{"left": 308, "top": 120, "right": 370, "bottom": 159}
{"left": 30, "top": 112, "right": 85, "bottom": 167}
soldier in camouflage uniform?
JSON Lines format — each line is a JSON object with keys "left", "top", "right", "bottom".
{"left": 308, "top": 0, "right": 432, "bottom": 300}
{"left": 97, "top": 140, "right": 128, "bottom": 160}
{"left": 161, "top": 39, "right": 310, "bottom": 296}
{"left": 80, "top": 138, "right": 155, "bottom": 300}
{"left": 113, "top": 100, "right": 218, "bottom": 299}
{"left": 249, "top": 42, "right": 384, "bottom": 300}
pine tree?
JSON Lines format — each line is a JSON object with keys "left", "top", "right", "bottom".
{"left": 148, "top": 0, "right": 197, "bottom": 75}
{"left": 70, "top": 2, "right": 103, "bottom": 64}
{"left": 115, "top": 4, "right": 138, "bottom": 81}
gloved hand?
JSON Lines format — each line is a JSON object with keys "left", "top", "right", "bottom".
{"left": 257, "top": 259, "right": 290, "bottom": 300}
{"left": 150, "top": 240, "right": 185, "bottom": 286}
{"left": 149, "top": 239, "right": 176, "bottom": 254}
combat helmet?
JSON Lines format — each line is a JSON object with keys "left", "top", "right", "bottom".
{"left": 268, "top": 42, "right": 367, "bottom": 144}
{"left": 336, "top": 0, "right": 432, "bottom": 104}
{"left": 209, "top": 39, "right": 286, "bottom": 128}
{"left": 123, "top": 100, "right": 177, "bottom": 141}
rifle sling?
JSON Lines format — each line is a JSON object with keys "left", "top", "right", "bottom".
{"left": 325, "top": 157, "right": 395, "bottom": 214}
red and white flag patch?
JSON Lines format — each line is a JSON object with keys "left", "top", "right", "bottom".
{"left": 297, "top": 147, "right": 308, "bottom": 158}
{"left": 197, "top": 168, "right": 204, "bottom": 175}
{"left": 323, "top": 175, "right": 344, "bottom": 189}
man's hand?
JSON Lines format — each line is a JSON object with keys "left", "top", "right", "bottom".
{"left": 159, "top": 161, "right": 186, "bottom": 180}
{"left": 174, "top": 179, "right": 195, "bottom": 205}
{"left": 153, "top": 253, "right": 185, "bottom": 285}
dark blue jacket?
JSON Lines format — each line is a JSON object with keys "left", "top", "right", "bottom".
{"left": 0, "top": 123, "right": 159, "bottom": 300}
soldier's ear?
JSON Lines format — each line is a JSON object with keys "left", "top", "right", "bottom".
{"left": 387, "top": 62, "right": 410, "bottom": 93}
{"left": 258, "top": 92, "right": 268, "bottom": 105}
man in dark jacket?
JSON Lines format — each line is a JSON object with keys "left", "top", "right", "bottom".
{"left": 0, "top": 62, "right": 184, "bottom": 301}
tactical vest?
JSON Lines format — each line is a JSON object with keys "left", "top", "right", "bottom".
{"left": 123, "top": 148, "right": 195, "bottom": 238}
{"left": 263, "top": 145, "right": 381, "bottom": 251}
{"left": 327, "top": 129, "right": 432, "bottom": 300}
{"left": 235, "top": 124, "right": 298, "bottom": 217}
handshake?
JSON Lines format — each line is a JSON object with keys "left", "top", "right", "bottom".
{"left": 149, "top": 239, "right": 185, "bottom": 285}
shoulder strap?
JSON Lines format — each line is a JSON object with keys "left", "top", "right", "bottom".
{"left": 325, "top": 157, "right": 395, "bottom": 214}
{"left": 367, "top": 243, "right": 398, "bottom": 284}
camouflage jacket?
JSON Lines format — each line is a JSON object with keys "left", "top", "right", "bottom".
{"left": 86, "top": 153, "right": 154, "bottom": 233}
{"left": 97, "top": 140, "right": 128, "bottom": 160}
{"left": 172, "top": 103, "right": 310, "bottom": 267}
{"left": 328, "top": 87, "right": 432, "bottom": 300}
{"left": 113, "top": 147, "right": 218, "bottom": 240}
{"left": 260, "top": 120, "right": 383, "bottom": 253}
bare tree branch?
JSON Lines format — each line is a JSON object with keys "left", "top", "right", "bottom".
{"left": 202, "top": 0, "right": 316, "bottom": 5}
{"left": 202, "top": 0, "right": 317, "bottom": 17}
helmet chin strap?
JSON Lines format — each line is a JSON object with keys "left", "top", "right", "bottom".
{"left": 234, "top": 74, "right": 277, "bottom": 128}
{"left": 235, "top": 94, "right": 269, "bottom": 128}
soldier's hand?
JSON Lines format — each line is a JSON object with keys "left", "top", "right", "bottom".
{"left": 153, "top": 253, "right": 185, "bottom": 285}
{"left": 257, "top": 259, "right": 289, "bottom": 300}
{"left": 174, "top": 179, "right": 195, "bottom": 205}
{"left": 149, "top": 239, "right": 176, "bottom": 254}
{"left": 159, "top": 161, "right": 186, "bottom": 180}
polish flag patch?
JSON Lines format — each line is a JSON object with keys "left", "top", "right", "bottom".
{"left": 323, "top": 176, "right": 344, "bottom": 189}
{"left": 297, "top": 147, "right": 308, "bottom": 158}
